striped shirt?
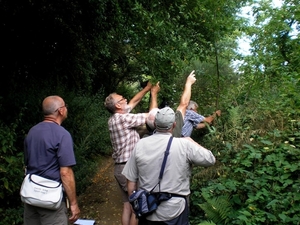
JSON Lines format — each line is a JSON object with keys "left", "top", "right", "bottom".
{"left": 181, "top": 110, "right": 205, "bottom": 137}
{"left": 108, "top": 112, "right": 147, "bottom": 163}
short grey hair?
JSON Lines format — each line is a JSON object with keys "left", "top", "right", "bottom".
{"left": 187, "top": 100, "right": 198, "bottom": 110}
{"left": 104, "top": 93, "right": 117, "bottom": 114}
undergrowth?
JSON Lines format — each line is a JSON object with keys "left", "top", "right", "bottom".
{"left": 189, "top": 87, "right": 300, "bottom": 225}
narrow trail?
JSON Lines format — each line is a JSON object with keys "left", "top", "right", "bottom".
{"left": 77, "top": 156, "right": 123, "bottom": 225}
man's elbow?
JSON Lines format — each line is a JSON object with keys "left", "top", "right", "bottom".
{"left": 60, "top": 166, "right": 74, "bottom": 178}
{"left": 181, "top": 101, "right": 189, "bottom": 108}
{"left": 202, "top": 153, "right": 216, "bottom": 166}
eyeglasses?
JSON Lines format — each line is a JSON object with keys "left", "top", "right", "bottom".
{"left": 55, "top": 104, "right": 68, "bottom": 112}
{"left": 116, "top": 97, "right": 125, "bottom": 104}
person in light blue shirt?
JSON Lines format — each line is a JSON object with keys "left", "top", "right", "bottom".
{"left": 181, "top": 100, "right": 221, "bottom": 137}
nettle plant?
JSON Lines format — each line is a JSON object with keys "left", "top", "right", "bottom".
{"left": 198, "top": 129, "right": 300, "bottom": 225}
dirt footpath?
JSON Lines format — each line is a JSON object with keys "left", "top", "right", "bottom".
{"left": 77, "top": 156, "right": 123, "bottom": 225}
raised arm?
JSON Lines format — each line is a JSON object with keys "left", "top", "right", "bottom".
{"left": 149, "top": 82, "right": 160, "bottom": 110}
{"left": 176, "top": 71, "right": 196, "bottom": 119}
{"left": 128, "top": 81, "right": 152, "bottom": 110}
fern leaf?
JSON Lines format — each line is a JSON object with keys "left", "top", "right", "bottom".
{"left": 199, "top": 194, "right": 232, "bottom": 224}
{"left": 198, "top": 220, "right": 217, "bottom": 225}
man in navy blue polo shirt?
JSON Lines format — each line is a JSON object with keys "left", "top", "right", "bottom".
{"left": 23, "top": 95, "right": 80, "bottom": 225}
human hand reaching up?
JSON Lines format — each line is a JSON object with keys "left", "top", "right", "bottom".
{"left": 145, "top": 81, "right": 153, "bottom": 91}
{"left": 186, "top": 70, "right": 197, "bottom": 86}
{"left": 151, "top": 82, "right": 160, "bottom": 95}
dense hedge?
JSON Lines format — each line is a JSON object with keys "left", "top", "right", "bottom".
{"left": 189, "top": 85, "right": 300, "bottom": 224}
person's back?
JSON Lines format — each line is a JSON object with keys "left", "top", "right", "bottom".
{"left": 132, "top": 133, "right": 214, "bottom": 195}
{"left": 25, "top": 122, "right": 74, "bottom": 181}
{"left": 122, "top": 107, "right": 216, "bottom": 224}
{"left": 23, "top": 95, "right": 80, "bottom": 225}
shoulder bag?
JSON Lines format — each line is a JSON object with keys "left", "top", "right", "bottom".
{"left": 20, "top": 148, "right": 63, "bottom": 210}
{"left": 20, "top": 173, "right": 63, "bottom": 210}
{"left": 129, "top": 136, "right": 173, "bottom": 218}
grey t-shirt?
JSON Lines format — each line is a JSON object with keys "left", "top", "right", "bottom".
{"left": 172, "top": 110, "right": 184, "bottom": 137}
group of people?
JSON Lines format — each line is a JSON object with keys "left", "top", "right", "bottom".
{"left": 105, "top": 70, "right": 220, "bottom": 225}
{"left": 21, "top": 70, "right": 220, "bottom": 225}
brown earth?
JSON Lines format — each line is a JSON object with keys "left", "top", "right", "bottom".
{"left": 77, "top": 156, "right": 123, "bottom": 225}
{"left": 76, "top": 127, "right": 149, "bottom": 225}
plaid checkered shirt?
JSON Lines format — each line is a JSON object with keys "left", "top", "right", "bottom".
{"left": 181, "top": 109, "right": 205, "bottom": 137}
{"left": 108, "top": 112, "right": 147, "bottom": 163}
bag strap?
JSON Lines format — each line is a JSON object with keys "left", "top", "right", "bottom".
{"left": 29, "top": 174, "right": 62, "bottom": 188}
{"left": 158, "top": 136, "right": 173, "bottom": 180}
{"left": 150, "top": 136, "right": 173, "bottom": 192}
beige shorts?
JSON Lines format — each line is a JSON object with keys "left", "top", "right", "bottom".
{"left": 114, "top": 163, "right": 129, "bottom": 202}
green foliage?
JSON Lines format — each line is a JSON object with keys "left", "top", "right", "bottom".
{"left": 198, "top": 221, "right": 217, "bottom": 225}
{"left": 240, "top": 0, "right": 300, "bottom": 80}
{"left": 189, "top": 58, "right": 238, "bottom": 112}
{"left": 66, "top": 91, "right": 112, "bottom": 156}
{"left": 62, "top": 91, "right": 113, "bottom": 194}
{"left": 199, "top": 193, "right": 233, "bottom": 224}
{"left": 0, "top": 207, "right": 23, "bottom": 225}
{"left": 0, "top": 121, "right": 24, "bottom": 225}
{"left": 192, "top": 130, "right": 300, "bottom": 224}
{"left": 191, "top": 94, "right": 300, "bottom": 224}
{"left": 4, "top": 0, "right": 300, "bottom": 224}
{"left": 190, "top": 39, "right": 300, "bottom": 224}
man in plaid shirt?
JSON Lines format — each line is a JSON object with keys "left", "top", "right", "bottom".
{"left": 105, "top": 81, "right": 160, "bottom": 225}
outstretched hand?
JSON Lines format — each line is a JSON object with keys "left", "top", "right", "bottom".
{"left": 151, "top": 81, "right": 160, "bottom": 94}
{"left": 186, "top": 70, "right": 196, "bottom": 86}
{"left": 145, "top": 81, "right": 153, "bottom": 91}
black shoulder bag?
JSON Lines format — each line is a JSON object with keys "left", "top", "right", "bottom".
{"left": 129, "top": 136, "right": 173, "bottom": 218}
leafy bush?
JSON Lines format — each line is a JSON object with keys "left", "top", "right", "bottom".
{"left": 0, "top": 207, "right": 23, "bottom": 225}
{"left": 62, "top": 91, "right": 113, "bottom": 194}
{"left": 197, "top": 131, "right": 300, "bottom": 225}
{"left": 190, "top": 85, "right": 300, "bottom": 224}
{"left": 0, "top": 122, "right": 24, "bottom": 225}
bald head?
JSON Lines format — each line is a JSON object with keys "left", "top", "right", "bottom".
{"left": 42, "top": 96, "right": 64, "bottom": 115}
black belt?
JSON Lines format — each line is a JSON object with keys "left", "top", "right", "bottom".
{"left": 171, "top": 193, "right": 186, "bottom": 198}
{"left": 115, "top": 162, "right": 127, "bottom": 165}
{"left": 152, "top": 192, "right": 186, "bottom": 199}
